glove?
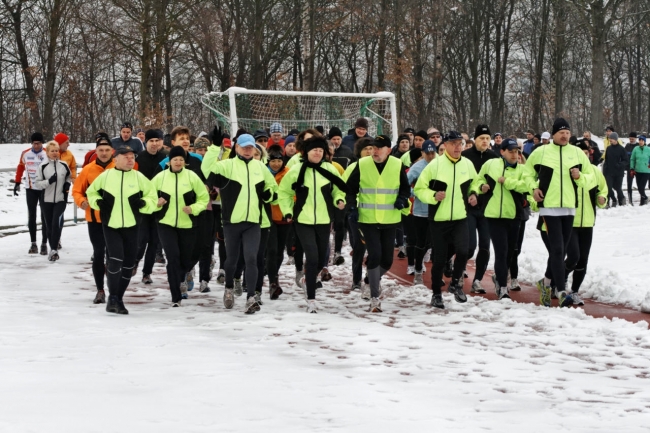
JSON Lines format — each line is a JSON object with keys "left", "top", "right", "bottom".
{"left": 348, "top": 207, "right": 359, "bottom": 223}
{"left": 630, "top": 170, "right": 636, "bottom": 178}
{"left": 48, "top": 174, "right": 57, "bottom": 184}
{"left": 13, "top": 183, "right": 20, "bottom": 196}
{"left": 284, "top": 214, "right": 292, "bottom": 222}
{"left": 394, "top": 196, "right": 409, "bottom": 210}
{"left": 139, "top": 199, "right": 147, "bottom": 209}
{"left": 210, "top": 125, "right": 224, "bottom": 147}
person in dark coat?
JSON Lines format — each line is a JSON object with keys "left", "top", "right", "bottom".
{"left": 602, "top": 132, "right": 628, "bottom": 207}
{"left": 341, "top": 118, "right": 370, "bottom": 152}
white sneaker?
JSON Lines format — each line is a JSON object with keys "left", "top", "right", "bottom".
{"left": 180, "top": 281, "right": 188, "bottom": 299}
{"left": 491, "top": 274, "right": 499, "bottom": 293}
{"left": 406, "top": 265, "right": 415, "bottom": 275}
{"left": 510, "top": 278, "right": 521, "bottom": 291}
{"left": 307, "top": 299, "right": 318, "bottom": 313}
{"left": 423, "top": 249, "right": 431, "bottom": 263}
{"left": 413, "top": 272, "right": 424, "bottom": 285}
{"left": 369, "top": 297, "right": 382, "bottom": 312}
{"left": 199, "top": 281, "right": 210, "bottom": 293}
{"left": 171, "top": 301, "right": 181, "bottom": 307}
{"left": 471, "top": 279, "right": 486, "bottom": 294}
{"left": 295, "top": 270, "right": 305, "bottom": 287}
{"left": 233, "top": 278, "right": 243, "bottom": 296}
{"left": 572, "top": 292, "right": 585, "bottom": 305}
{"left": 216, "top": 269, "right": 225, "bottom": 284}
{"left": 285, "top": 256, "right": 295, "bottom": 266}
{"left": 498, "top": 286, "right": 510, "bottom": 300}
{"left": 223, "top": 288, "right": 234, "bottom": 309}
{"left": 361, "top": 283, "right": 371, "bottom": 301}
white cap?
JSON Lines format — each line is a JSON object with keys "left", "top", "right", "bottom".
{"left": 541, "top": 131, "right": 551, "bottom": 140}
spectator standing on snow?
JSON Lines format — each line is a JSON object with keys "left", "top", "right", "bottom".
{"left": 86, "top": 146, "right": 158, "bottom": 315}
{"left": 72, "top": 133, "right": 115, "bottom": 305}
{"left": 34, "top": 141, "right": 71, "bottom": 262}
{"left": 15, "top": 132, "right": 48, "bottom": 255}
{"left": 111, "top": 122, "right": 144, "bottom": 153}
{"left": 564, "top": 141, "right": 608, "bottom": 306}
{"left": 624, "top": 132, "right": 639, "bottom": 205}
{"left": 522, "top": 118, "right": 594, "bottom": 308}
{"left": 415, "top": 131, "right": 478, "bottom": 309}
{"left": 630, "top": 135, "right": 650, "bottom": 206}
{"left": 522, "top": 129, "right": 536, "bottom": 157}
{"left": 268, "top": 122, "right": 285, "bottom": 148}
{"left": 602, "top": 132, "right": 628, "bottom": 207}
{"left": 329, "top": 126, "right": 355, "bottom": 166}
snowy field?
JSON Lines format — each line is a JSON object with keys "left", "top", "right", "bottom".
{"left": 1, "top": 142, "right": 650, "bottom": 431}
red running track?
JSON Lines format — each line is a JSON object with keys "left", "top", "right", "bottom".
{"left": 386, "top": 250, "right": 650, "bottom": 327}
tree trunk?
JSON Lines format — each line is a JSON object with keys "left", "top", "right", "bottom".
{"left": 589, "top": 4, "right": 606, "bottom": 132}
{"left": 531, "top": 0, "right": 550, "bottom": 132}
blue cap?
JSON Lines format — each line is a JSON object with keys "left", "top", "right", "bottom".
{"left": 500, "top": 138, "right": 519, "bottom": 151}
{"left": 422, "top": 140, "right": 436, "bottom": 153}
{"left": 236, "top": 134, "right": 256, "bottom": 147}
{"left": 639, "top": 135, "right": 647, "bottom": 142}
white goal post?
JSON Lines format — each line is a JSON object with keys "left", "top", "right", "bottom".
{"left": 200, "top": 87, "right": 399, "bottom": 143}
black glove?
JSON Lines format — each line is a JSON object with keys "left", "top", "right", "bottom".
{"left": 48, "top": 174, "right": 57, "bottom": 184}
{"left": 96, "top": 199, "right": 104, "bottom": 209}
{"left": 394, "top": 196, "right": 409, "bottom": 210}
{"left": 284, "top": 214, "right": 292, "bottom": 222}
{"left": 210, "top": 125, "right": 224, "bottom": 147}
{"left": 139, "top": 199, "right": 147, "bottom": 208}
{"left": 13, "top": 183, "right": 20, "bottom": 196}
{"left": 348, "top": 207, "right": 359, "bottom": 223}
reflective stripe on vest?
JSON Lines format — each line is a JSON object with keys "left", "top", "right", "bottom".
{"left": 358, "top": 156, "right": 401, "bottom": 224}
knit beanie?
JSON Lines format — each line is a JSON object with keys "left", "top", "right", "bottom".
{"left": 169, "top": 146, "right": 187, "bottom": 161}
{"left": 474, "top": 124, "right": 491, "bottom": 139}
{"left": 552, "top": 118, "right": 571, "bottom": 135}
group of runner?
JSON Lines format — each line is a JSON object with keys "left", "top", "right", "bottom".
{"left": 14, "top": 116, "right": 617, "bottom": 314}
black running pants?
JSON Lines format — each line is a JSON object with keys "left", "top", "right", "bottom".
{"left": 564, "top": 227, "right": 593, "bottom": 293}
{"left": 26, "top": 188, "right": 45, "bottom": 243}
{"left": 430, "top": 219, "right": 469, "bottom": 295}
{"left": 467, "top": 209, "right": 490, "bottom": 281}
{"left": 136, "top": 214, "right": 158, "bottom": 275}
{"left": 223, "top": 222, "right": 260, "bottom": 298}
{"left": 294, "top": 223, "right": 330, "bottom": 299}
{"left": 541, "top": 215, "right": 574, "bottom": 293}
{"left": 487, "top": 218, "right": 520, "bottom": 288}
{"left": 87, "top": 222, "right": 106, "bottom": 290}
{"left": 103, "top": 225, "right": 138, "bottom": 299}
{"left": 158, "top": 223, "right": 197, "bottom": 303}
{"left": 41, "top": 201, "right": 66, "bottom": 250}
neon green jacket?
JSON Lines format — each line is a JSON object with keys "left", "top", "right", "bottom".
{"left": 278, "top": 161, "right": 346, "bottom": 225}
{"left": 86, "top": 168, "right": 157, "bottom": 229}
{"left": 414, "top": 153, "right": 477, "bottom": 221}
{"left": 522, "top": 142, "right": 594, "bottom": 215}
{"left": 201, "top": 144, "right": 231, "bottom": 203}
{"left": 202, "top": 155, "right": 277, "bottom": 225}
{"left": 286, "top": 153, "right": 303, "bottom": 168}
{"left": 574, "top": 163, "right": 608, "bottom": 228}
{"left": 471, "top": 158, "right": 530, "bottom": 220}
{"left": 152, "top": 167, "right": 210, "bottom": 229}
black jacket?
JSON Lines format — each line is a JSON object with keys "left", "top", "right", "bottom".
{"left": 624, "top": 142, "right": 638, "bottom": 170}
{"left": 341, "top": 133, "right": 369, "bottom": 152}
{"left": 137, "top": 150, "right": 166, "bottom": 180}
{"left": 603, "top": 143, "right": 628, "bottom": 176}
{"left": 333, "top": 144, "right": 356, "bottom": 167}
{"left": 461, "top": 146, "right": 498, "bottom": 172}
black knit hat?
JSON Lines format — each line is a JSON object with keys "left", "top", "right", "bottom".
{"left": 328, "top": 127, "right": 343, "bottom": 139}
{"left": 302, "top": 136, "right": 330, "bottom": 155}
{"left": 552, "top": 118, "right": 571, "bottom": 135}
{"left": 629, "top": 131, "right": 638, "bottom": 138}
{"left": 414, "top": 130, "right": 428, "bottom": 140}
{"left": 354, "top": 118, "right": 369, "bottom": 129}
{"left": 397, "top": 134, "right": 410, "bottom": 143}
{"left": 168, "top": 146, "right": 187, "bottom": 161}
{"left": 31, "top": 132, "right": 44, "bottom": 143}
{"left": 95, "top": 132, "right": 112, "bottom": 147}
{"left": 145, "top": 129, "right": 163, "bottom": 143}
{"left": 409, "top": 148, "right": 422, "bottom": 164}
{"left": 474, "top": 124, "right": 491, "bottom": 138}
{"left": 403, "top": 127, "right": 415, "bottom": 134}
{"left": 267, "top": 144, "right": 284, "bottom": 161}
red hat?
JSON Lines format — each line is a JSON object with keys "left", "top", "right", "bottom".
{"left": 53, "top": 133, "right": 69, "bottom": 145}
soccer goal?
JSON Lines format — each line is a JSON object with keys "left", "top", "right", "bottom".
{"left": 200, "top": 87, "right": 398, "bottom": 142}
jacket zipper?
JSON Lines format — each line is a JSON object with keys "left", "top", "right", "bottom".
{"left": 559, "top": 146, "right": 563, "bottom": 207}
{"left": 53, "top": 161, "right": 58, "bottom": 203}
{"left": 245, "top": 162, "right": 250, "bottom": 221}
{"left": 313, "top": 168, "right": 317, "bottom": 223}
{"left": 121, "top": 171, "right": 125, "bottom": 227}
{"left": 175, "top": 171, "right": 179, "bottom": 227}
{"left": 499, "top": 162, "right": 506, "bottom": 219}
{"left": 450, "top": 162, "right": 456, "bottom": 220}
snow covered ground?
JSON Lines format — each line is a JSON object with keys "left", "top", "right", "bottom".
{"left": 1, "top": 202, "right": 650, "bottom": 431}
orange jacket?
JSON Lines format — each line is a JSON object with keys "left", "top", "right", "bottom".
{"left": 72, "top": 159, "right": 115, "bottom": 223}
{"left": 59, "top": 150, "right": 77, "bottom": 181}
{"left": 271, "top": 166, "right": 291, "bottom": 223}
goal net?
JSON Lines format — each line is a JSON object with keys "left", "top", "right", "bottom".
{"left": 201, "top": 87, "right": 398, "bottom": 141}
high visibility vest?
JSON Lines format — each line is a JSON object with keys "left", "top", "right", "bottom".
{"left": 358, "top": 156, "right": 402, "bottom": 224}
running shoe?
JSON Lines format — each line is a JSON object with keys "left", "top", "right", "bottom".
{"left": 369, "top": 297, "right": 382, "bottom": 313}
{"left": 471, "top": 279, "right": 486, "bottom": 294}
{"left": 536, "top": 279, "right": 551, "bottom": 307}
{"left": 406, "top": 265, "right": 415, "bottom": 275}
{"left": 223, "top": 288, "right": 235, "bottom": 309}
{"left": 233, "top": 278, "right": 243, "bottom": 296}
{"left": 307, "top": 300, "right": 318, "bottom": 314}
{"left": 413, "top": 272, "right": 424, "bottom": 285}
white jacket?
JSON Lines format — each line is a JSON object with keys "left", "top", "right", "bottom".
{"left": 35, "top": 159, "right": 71, "bottom": 203}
